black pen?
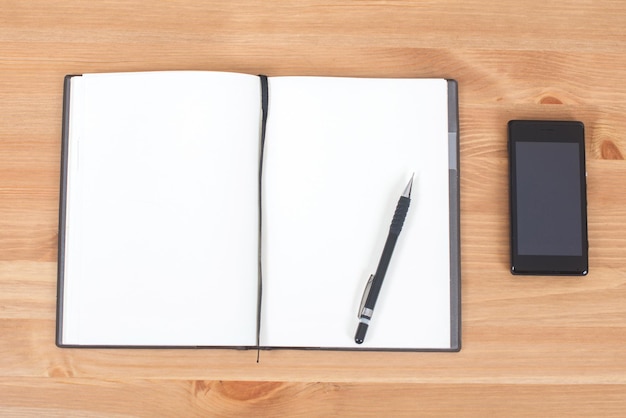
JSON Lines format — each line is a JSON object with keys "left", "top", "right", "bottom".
{"left": 355, "top": 174, "right": 413, "bottom": 344}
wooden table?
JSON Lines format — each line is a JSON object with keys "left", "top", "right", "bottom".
{"left": 2, "top": 1, "right": 625, "bottom": 416}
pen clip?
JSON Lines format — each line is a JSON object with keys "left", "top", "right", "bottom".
{"left": 358, "top": 274, "right": 375, "bottom": 318}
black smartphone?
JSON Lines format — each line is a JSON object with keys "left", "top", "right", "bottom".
{"left": 508, "top": 120, "right": 588, "bottom": 275}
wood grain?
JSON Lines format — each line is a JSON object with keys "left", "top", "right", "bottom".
{"left": 2, "top": 0, "right": 626, "bottom": 416}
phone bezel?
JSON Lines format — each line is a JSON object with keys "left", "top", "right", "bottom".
{"left": 508, "top": 120, "right": 588, "bottom": 276}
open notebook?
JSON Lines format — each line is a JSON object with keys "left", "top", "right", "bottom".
{"left": 57, "top": 71, "right": 460, "bottom": 351}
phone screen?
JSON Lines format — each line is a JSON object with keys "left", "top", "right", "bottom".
{"left": 508, "top": 121, "right": 588, "bottom": 275}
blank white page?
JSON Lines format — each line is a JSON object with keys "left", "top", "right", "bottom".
{"left": 262, "top": 77, "right": 451, "bottom": 349}
{"left": 61, "top": 71, "right": 261, "bottom": 346}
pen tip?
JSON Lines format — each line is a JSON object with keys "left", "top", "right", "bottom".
{"left": 403, "top": 174, "right": 414, "bottom": 198}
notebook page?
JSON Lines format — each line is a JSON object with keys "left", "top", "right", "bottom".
{"left": 61, "top": 71, "right": 261, "bottom": 346}
{"left": 262, "top": 77, "right": 451, "bottom": 349}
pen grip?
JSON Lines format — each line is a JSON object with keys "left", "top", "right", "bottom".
{"left": 365, "top": 196, "right": 411, "bottom": 310}
{"left": 390, "top": 196, "right": 410, "bottom": 235}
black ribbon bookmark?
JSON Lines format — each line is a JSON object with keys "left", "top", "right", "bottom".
{"left": 256, "top": 75, "right": 269, "bottom": 362}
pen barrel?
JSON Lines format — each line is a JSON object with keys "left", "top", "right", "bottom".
{"left": 356, "top": 193, "right": 411, "bottom": 344}
{"left": 390, "top": 196, "right": 410, "bottom": 235}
